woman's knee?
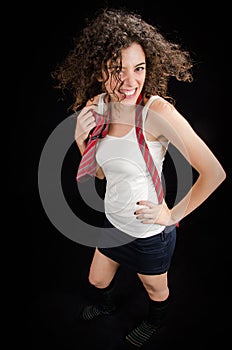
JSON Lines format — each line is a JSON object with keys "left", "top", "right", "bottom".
{"left": 145, "top": 283, "right": 169, "bottom": 300}
{"left": 138, "top": 273, "right": 169, "bottom": 301}
{"left": 88, "top": 249, "right": 119, "bottom": 288}
{"left": 88, "top": 274, "right": 110, "bottom": 288}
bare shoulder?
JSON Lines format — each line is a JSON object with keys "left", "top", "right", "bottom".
{"left": 144, "top": 96, "right": 176, "bottom": 136}
{"left": 147, "top": 96, "right": 186, "bottom": 126}
{"left": 145, "top": 95, "right": 192, "bottom": 143}
{"left": 148, "top": 96, "right": 176, "bottom": 115}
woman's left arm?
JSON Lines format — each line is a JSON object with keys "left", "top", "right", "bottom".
{"left": 137, "top": 99, "right": 226, "bottom": 225}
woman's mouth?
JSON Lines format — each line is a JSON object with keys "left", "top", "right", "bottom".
{"left": 121, "top": 89, "right": 137, "bottom": 99}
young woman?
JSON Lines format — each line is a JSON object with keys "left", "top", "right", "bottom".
{"left": 52, "top": 8, "right": 226, "bottom": 348}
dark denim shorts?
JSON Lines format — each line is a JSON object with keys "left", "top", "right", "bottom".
{"left": 98, "top": 218, "right": 176, "bottom": 275}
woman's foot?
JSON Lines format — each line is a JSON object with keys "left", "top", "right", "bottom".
{"left": 125, "top": 320, "right": 158, "bottom": 348}
{"left": 81, "top": 303, "right": 116, "bottom": 321}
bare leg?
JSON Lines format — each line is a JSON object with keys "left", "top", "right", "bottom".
{"left": 89, "top": 248, "right": 120, "bottom": 288}
{"left": 81, "top": 248, "right": 120, "bottom": 320}
{"left": 137, "top": 272, "right": 169, "bottom": 301}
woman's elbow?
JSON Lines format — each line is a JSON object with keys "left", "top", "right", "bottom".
{"left": 209, "top": 162, "right": 226, "bottom": 188}
{"left": 217, "top": 166, "right": 226, "bottom": 185}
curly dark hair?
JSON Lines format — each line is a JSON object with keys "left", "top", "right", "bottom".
{"left": 51, "top": 8, "right": 194, "bottom": 111}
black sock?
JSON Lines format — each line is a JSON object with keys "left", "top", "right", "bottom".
{"left": 81, "top": 278, "right": 116, "bottom": 321}
{"left": 146, "top": 297, "right": 170, "bottom": 326}
{"left": 125, "top": 296, "right": 170, "bottom": 348}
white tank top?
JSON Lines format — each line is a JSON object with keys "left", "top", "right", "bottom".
{"left": 96, "top": 94, "right": 169, "bottom": 238}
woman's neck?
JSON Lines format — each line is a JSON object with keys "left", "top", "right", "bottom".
{"left": 109, "top": 103, "right": 136, "bottom": 126}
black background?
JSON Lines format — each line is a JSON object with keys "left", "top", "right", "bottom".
{"left": 15, "top": 1, "right": 231, "bottom": 349}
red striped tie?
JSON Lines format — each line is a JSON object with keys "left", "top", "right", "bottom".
{"left": 135, "top": 104, "right": 164, "bottom": 204}
{"left": 135, "top": 102, "right": 179, "bottom": 227}
{"left": 76, "top": 108, "right": 110, "bottom": 182}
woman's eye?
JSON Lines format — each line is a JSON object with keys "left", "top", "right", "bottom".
{"left": 136, "top": 66, "right": 145, "bottom": 72}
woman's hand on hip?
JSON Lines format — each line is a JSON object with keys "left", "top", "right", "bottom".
{"left": 135, "top": 200, "right": 172, "bottom": 226}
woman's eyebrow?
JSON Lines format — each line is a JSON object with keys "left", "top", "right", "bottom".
{"left": 120, "top": 62, "right": 146, "bottom": 69}
{"left": 135, "top": 62, "right": 146, "bottom": 67}
{"left": 107, "top": 62, "right": 146, "bottom": 69}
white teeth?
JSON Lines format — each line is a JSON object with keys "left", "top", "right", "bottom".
{"left": 124, "top": 89, "right": 136, "bottom": 96}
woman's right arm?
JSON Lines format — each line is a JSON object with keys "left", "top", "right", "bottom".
{"left": 75, "top": 105, "right": 97, "bottom": 154}
{"left": 74, "top": 98, "right": 105, "bottom": 179}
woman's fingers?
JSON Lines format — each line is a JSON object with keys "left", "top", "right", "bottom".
{"left": 75, "top": 108, "right": 97, "bottom": 142}
{"left": 135, "top": 200, "right": 169, "bottom": 225}
{"left": 136, "top": 200, "right": 154, "bottom": 208}
{"left": 141, "top": 219, "right": 156, "bottom": 224}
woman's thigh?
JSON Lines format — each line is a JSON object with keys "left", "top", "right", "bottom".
{"left": 89, "top": 248, "right": 120, "bottom": 287}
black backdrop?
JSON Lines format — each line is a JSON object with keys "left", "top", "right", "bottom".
{"left": 14, "top": 1, "right": 230, "bottom": 349}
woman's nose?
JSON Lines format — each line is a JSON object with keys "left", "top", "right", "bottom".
{"left": 122, "top": 71, "right": 135, "bottom": 85}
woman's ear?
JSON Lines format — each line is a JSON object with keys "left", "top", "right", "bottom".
{"left": 97, "top": 76, "right": 103, "bottom": 82}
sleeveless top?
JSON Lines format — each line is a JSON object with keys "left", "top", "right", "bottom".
{"left": 95, "top": 94, "right": 169, "bottom": 238}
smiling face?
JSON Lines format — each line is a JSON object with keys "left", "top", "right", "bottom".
{"left": 103, "top": 43, "right": 146, "bottom": 105}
